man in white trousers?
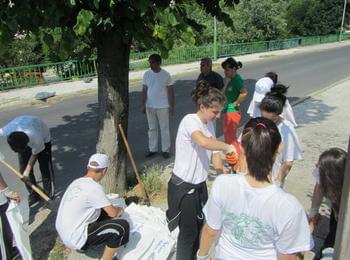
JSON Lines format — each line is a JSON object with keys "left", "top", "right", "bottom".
{"left": 141, "top": 54, "right": 175, "bottom": 159}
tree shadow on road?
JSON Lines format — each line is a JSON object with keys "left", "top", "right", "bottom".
{"left": 293, "top": 97, "right": 336, "bottom": 127}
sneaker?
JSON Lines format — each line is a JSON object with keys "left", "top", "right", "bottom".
{"left": 162, "top": 152, "right": 170, "bottom": 159}
{"left": 145, "top": 151, "right": 157, "bottom": 158}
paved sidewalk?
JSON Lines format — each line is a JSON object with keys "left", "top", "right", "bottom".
{"left": 64, "top": 77, "right": 350, "bottom": 259}
{"left": 1, "top": 40, "right": 349, "bottom": 111}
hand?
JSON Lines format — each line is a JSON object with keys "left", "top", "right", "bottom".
{"left": 308, "top": 214, "right": 320, "bottom": 232}
{"left": 21, "top": 175, "right": 30, "bottom": 183}
{"left": 225, "top": 144, "right": 237, "bottom": 155}
{"left": 11, "top": 195, "right": 21, "bottom": 203}
{"left": 226, "top": 153, "right": 238, "bottom": 166}
{"left": 4, "top": 188, "right": 21, "bottom": 203}
{"left": 223, "top": 166, "right": 231, "bottom": 174}
{"left": 116, "top": 207, "right": 124, "bottom": 217}
{"left": 140, "top": 104, "right": 146, "bottom": 114}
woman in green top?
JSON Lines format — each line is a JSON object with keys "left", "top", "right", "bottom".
{"left": 221, "top": 57, "right": 248, "bottom": 164}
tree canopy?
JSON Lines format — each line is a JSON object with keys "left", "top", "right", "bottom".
{"left": 0, "top": 0, "right": 240, "bottom": 193}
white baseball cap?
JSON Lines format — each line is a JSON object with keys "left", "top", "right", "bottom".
{"left": 253, "top": 77, "right": 274, "bottom": 102}
{"left": 87, "top": 153, "right": 109, "bottom": 169}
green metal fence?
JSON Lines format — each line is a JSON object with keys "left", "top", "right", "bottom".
{"left": 0, "top": 34, "right": 347, "bottom": 90}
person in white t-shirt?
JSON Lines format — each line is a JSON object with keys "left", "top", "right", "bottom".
{"left": 247, "top": 72, "right": 297, "bottom": 127}
{"left": 198, "top": 117, "right": 312, "bottom": 260}
{"left": 56, "top": 153, "right": 129, "bottom": 260}
{"left": 141, "top": 54, "right": 175, "bottom": 159}
{"left": 259, "top": 85, "right": 302, "bottom": 187}
{"left": 0, "top": 115, "right": 54, "bottom": 204}
{"left": 0, "top": 171, "right": 21, "bottom": 259}
{"left": 308, "top": 148, "right": 347, "bottom": 258}
{"left": 166, "top": 81, "right": 236, "bottom": 260}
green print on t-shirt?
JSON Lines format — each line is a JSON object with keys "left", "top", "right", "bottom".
{"left": 223, "top": 212, "right": 272, "bottom": 247}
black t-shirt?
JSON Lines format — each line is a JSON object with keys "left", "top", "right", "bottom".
{"left": 197, "top": 71, "right": 224, "bottom": 90}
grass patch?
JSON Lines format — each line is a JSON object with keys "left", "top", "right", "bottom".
{"left": 141, "top": 164, "right": 167, "bottom": 198}
{"left": 48, "top": 237, "right": 70, "bottom": 260}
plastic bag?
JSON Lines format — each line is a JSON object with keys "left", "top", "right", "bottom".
{"left": 6, "top": 199, "right": 32, "bottom": 260}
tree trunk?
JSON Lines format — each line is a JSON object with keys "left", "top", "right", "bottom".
{"left": 95, "top": 32, "right": 131, "bottom": 193}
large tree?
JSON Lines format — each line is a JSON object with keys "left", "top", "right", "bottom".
{"left": 0, "top": 0, "right": 239, "bottom": 193}
{"left": 287, "top": 0, "right": 348, "bottom": 36}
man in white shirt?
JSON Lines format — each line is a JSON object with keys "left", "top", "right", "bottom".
{"left": 141, "top": 54, "right": 175, "bottom": 159}
{"left": 56, "top": 153, "right": 129, "bottom": 260}
{"left": 0, "top": 115, "right": 54, "bottom": 205}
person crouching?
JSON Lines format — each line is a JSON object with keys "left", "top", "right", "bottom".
{"left": 56, "top": 153, "right": 129, "bottom": 260}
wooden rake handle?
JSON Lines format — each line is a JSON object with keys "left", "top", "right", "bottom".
{"left": 0, "top": 159, "right": 50, "bottom": 202}
{"left": 118, "top": 124, "right": 149, "bottom": 200}
{"left": 118, "top": 124, "right": 143, "bottom": 184}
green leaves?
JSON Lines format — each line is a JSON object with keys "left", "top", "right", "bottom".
{"left": 74, "top": 9, "right": 95, "bottom": 36}
{"left": 153, "top": 24, "right": 167, "bottom": 40}
{"left": 180, "top": 27, "right": 195, "bottom": 45}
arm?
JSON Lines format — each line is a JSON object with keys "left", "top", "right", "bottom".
{"left": 276, "top": 161, "right": 293, "bottom": 183}
{"left": 167, "top": 85, "right": 175, "bottom": 116}
{"left": 234, "top": 88, "right": 248, "bottom": 106}
{"left": 103, "top": 204, "right": 124, "bottom": 218}
{"left": 191, "top": 131, "right": 233, "bottom": 153}
{"left": 212, "top": 152, "right": 224, "bottom": 174}
{"left": 197, "top": 223, "right": 220, "bottom": 258}
{"left": 141, "top": 84, "right": 147, "bottom": 113}
{"left": 308, "top": 183, "right": 323, "bottom": 231}
{"left": 310, "top": 183, "right": 323, "bottom": 211}
{"left": 23, "top": 154, "right": 38, "bottom": 178}
{"left": 0, "top": 174, "right": 8, "bottom": 190}
{"left": 0, "top": 173, "right": 20, "bottom": 203}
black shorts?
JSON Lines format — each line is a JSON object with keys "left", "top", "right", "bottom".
{"left": 81, "top": 212, "right": 130, "bottom": 250}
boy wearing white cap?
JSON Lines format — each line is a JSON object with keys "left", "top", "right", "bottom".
{"left": 56, "top": 153, "right": 129, "bottom": 260}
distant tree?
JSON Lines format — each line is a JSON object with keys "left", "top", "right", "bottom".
{"left": 0, "top": 33, "right": 43, "bottom": 67}
{"left": 287, "top": 0, "right": 346, "bottom": 36}
{"left": 0, "top": 0, "right": 239, "bottom": 193}
{"left": 188, "top": 0, "right": 288, "bottom": 44}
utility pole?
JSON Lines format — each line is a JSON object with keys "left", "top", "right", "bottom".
{"left": 339, "top": 0, "right": 347, "bottom": 41}
{"left": 213, "top": 16, "right": 217, "bottom": 60}
{"left": 333, "top": 136, "right": 350, "bottom": 259}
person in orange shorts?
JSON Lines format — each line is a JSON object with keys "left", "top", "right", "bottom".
{"left": 221, "top": 58, "right": 247, "bottom": 158}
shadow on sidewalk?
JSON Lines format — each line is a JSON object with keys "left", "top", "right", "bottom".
{"left": 294, "top": 97, "right": 336, "bottom": 127}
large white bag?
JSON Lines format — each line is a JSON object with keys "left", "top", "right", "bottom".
{"left": 117, "top": 203, "right": 178, "bottom": 260}
{"left": 6, "top": 199, "right": 32, "bottom": 260}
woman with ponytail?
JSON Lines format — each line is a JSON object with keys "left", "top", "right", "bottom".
{"left": 197, "top": 117, "right": 312, "bottom": 260}
{"left": 221, "top": 57, "right": 247, "bottom": 157}
{"left": 166, "top": 81, "right": 236, "bottom": 260}
{"left": 260, "top": 84, "right": 302, "bottom": 187}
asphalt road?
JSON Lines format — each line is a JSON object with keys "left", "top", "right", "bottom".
{"left": 1, "top": 44, "right": 350, "bottom": 199}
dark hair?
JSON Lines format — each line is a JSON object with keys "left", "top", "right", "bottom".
{"left": 265, "top": 72, "right": 278, "bottom": 84}
{"left": 148, "top": 53, "right": 162, "bottom": 64}
{"left": 318, "top": 148, "right": 347, "bottom": 214}
{"left": 221, "top": 57, "right": 243, "bottom": 70}
{"left": 259, "top": 84, "right": 289, "bottom": 115}
{"left": 191, "top": 80, "right": 226, "bottom": 108}
{"left": 7, "top": 132, "right": 29, "bottom": 152}
{"left": 200, "top": 57, "right": 212, "bottom": 66}
{"left": 241, "top": 117, "right": 281, "bottom": 182}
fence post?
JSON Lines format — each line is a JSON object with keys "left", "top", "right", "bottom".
{"left": 333, "top": 136, "right": 350, "bottom": 259}
{"left": 213, "top": 16, "right": 217, "bottom": 60}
